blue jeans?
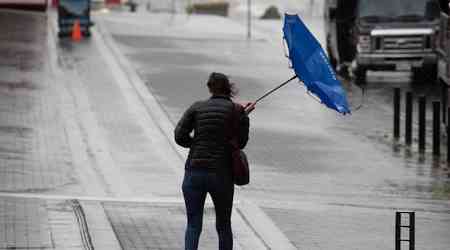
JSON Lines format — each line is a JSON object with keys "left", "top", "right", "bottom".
{"left": 182, "top": 168, "right": 234, "bottom": 250}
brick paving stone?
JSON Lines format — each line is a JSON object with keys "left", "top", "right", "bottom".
{"left": 0, "top": 197, "right": 52, "bottom": 249}
{"left": 103, "top": 202, "right": 221, "bottom": 250}
{"left": 0, "top": 197, "right": 88, "bottom": 250}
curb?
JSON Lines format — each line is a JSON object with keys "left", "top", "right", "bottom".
{"left": 93, "top": 16, "right": 186, "bottom": 177}
{"left": 237, "top": 200, "right": 297, "bottom": 250}
{"left": 93, "top": 14, "right": 297, "bottom": 250}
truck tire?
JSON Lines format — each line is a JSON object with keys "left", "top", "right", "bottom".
{"left": 426, "top": 64, "right": 438, "bottom": 83}
{"left": 412, "top": 64, "right": 437, "bottom": 84}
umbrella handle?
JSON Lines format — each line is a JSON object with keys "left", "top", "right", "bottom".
{"left": 253, "top": 75, "right": 298, "bottom": 105}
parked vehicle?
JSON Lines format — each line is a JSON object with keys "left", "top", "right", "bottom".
{"left": 58, "top": 0, "right": 91, "bottom": 37}
{"left": 0, "top": 0, "right": 47, "bottom": 11}
{"left": 325, "top": 0, "right": 447, "bottom": 84}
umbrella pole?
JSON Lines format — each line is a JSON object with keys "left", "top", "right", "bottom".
{"left": 254, "top": 75, "right": 297, "bottom": 104}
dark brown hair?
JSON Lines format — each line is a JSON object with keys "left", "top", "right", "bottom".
{"left": 207, "top": 72, "right": 237, "bottom": 97}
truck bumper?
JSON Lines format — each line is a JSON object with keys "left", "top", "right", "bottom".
{"left": 356, "top": 53, "right": 437, "bottom": 71}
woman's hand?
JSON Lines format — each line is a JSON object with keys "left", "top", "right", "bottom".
{"left": 241, "top": 102, "right": 256, "bottom": 114}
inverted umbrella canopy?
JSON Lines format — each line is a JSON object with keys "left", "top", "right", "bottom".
{"left": 283, "top": 13, "right": 351, "bottom": 114}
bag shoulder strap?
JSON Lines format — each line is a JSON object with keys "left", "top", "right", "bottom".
{"left": 229, "top": 102, "right": 243, "bottom": 149}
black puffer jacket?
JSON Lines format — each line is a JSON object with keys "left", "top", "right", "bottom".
{"left": 174, "top": 95, "right": 249, "bottom": 170}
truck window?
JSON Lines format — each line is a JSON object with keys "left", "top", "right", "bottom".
{"left": 358, "top": 0, "right": 441, "bottom": 22}
{"left": 60, "top": 0, "right": 89, "bottom": 16}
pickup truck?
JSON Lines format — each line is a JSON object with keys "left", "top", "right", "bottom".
{"left": 325, "top": 0, "right": 448, "bottom": 84}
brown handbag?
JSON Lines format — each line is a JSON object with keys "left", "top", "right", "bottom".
{"left": 229, "top": 103, "right": 250, "bottom": 186}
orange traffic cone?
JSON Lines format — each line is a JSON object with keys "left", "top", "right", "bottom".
{"left": 71, "top": 20, "right": 82, "bottom": 42}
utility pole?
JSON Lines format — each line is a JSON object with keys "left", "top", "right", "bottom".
{"left": 247, "top": 0, "right": 251, "bottom": 39}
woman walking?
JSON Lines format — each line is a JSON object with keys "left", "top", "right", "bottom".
{"left": 174, "top": 72, "right": 254, "bottom": 250}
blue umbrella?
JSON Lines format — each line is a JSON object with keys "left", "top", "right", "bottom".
{"left": 253, "top": 14, "right": 351, "bottom": 115}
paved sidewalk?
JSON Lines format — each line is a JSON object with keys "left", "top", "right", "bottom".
{"left": 0, "top": 9, "right": 98, "bottom": 250}
{"left": 0, "top": 10, "right": 78, "bottom": 194}
{"left": 0, "top": 196, "right": 87, "bottom": 249}
{"left": 101, "top": 202, "right": 266, "bottom": 250}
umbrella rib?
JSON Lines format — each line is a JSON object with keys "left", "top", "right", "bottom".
{"left": 254, "top": 75, "right": 297, "bottom": 104}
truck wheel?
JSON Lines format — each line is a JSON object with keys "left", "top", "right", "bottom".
{"left": 425, "top": 64, "right": 438, "bottom": 83}
{"left": 354, "top": 67, "right": 367, "bottom": 85}
{"left": 412, "top": 65, "right": 437, "bottom": 84}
